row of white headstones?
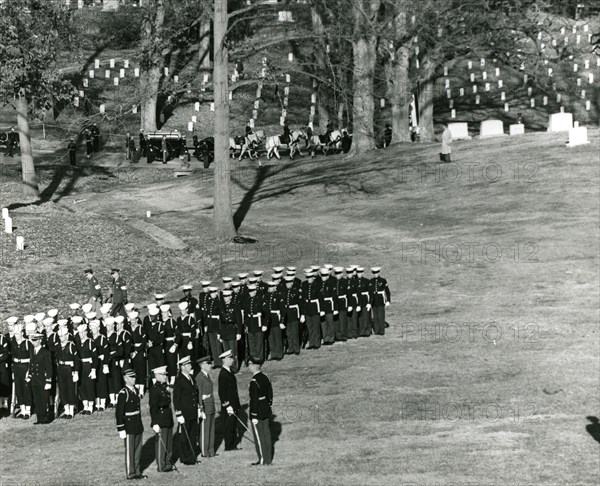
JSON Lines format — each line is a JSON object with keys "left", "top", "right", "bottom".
{"left": 448, "top": 111, "right": 589, "bottom": 147}
{"left": 2, "top": 208, "right": 25, "bottom": 251}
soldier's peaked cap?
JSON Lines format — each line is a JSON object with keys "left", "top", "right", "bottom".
{"left": 371, "top": 267, "right": 381, "bottom": 273}
{"left": 197, "top": 356, "right": 212, "bottom": 365}
{"left": 201, "top": 281, "right": 211, "bottom": 287}
{"left": 122, "top": 368, "right": 136, "bottom": 378}
{"left": 284, "top": 276, "right": 294, "bottom": 282}
{"left": 111, "top": 268, "right": 120, "bottom": 273}
{"left": 152, "top": 365, "right": 168, "bottom": 374}
{"left": 178, "top": 356, "right": 192, "bottom": 366}
{"left": 219, "top": 349, "right": 233, "bottom": 359}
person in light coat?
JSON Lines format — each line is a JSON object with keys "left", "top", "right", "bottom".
{"left": 440, "top": 122, "right": 453, "bottom": 163}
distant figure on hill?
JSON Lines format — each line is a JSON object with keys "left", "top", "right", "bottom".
{"left": 281, "top": 122, "right": 290, "bottom": 145}
{"left": 84, "top": 129, "right": 93, "bottom": 159}
{"left": 91, "top": 123, "right": 100, "bottom": 152}
{"left": 235, "top": 60, "right": 244, "bottom": 79}
{"left": 67, "top": 139, "right": 77, "bottom": 167}
{"left": 383, "top": 123, "right": 392, "bottom": 148}
{"left": 440, "top": 121, "right": 453, "bottom": 163}
{"left": 517, "top": 113, "right": 524, "bottom": 125}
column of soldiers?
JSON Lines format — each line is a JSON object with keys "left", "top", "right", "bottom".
{"left": 0, "top": 263, "right": 390, "bottom": 475}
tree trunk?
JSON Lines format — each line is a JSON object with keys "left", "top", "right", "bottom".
{"left": 418, "top": 55, "right": 436, "bottom": 142}
{"left": 347, "top": 0, "right": 380, "bottom": 156}
{"left": 16, "top": 90, "right": 39, "bottom": 198}
{"left": 212, "top": 0, "right": 236, "bottom": 239}
{"left": 386, "top": 12, "right": 411, "bottom": 143}
{"left": 140, "top": 65, "right": 161, "bottom": 131}
{"left": 311, "top": 4, "right": 330, "bottom": 132}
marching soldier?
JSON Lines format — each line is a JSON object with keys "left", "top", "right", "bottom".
{"left": 90, "top": 320, "right": 109, "bottom": 411}
{"left": 218, "top": 350, "right": 241, "bottom": 451}
{"left": 109, "top": 268, "right": 128, "bottom": 319}
{"left": 76, "top": 322, "right": 97, "bottom": 415}
{"left": 333, "top": 267, "right": 349, "bottom": 341}
{"left": 218, "top": 290, "right": 242, "bottom": 371}
{"left": 203, "top": 287, "right": 222, "bottom": 367}
{"left": 162, "top": 305, "right": 178, "bottom": 385}
{"left": 180, "top": 285, "right": 199, "bottom": 316}
{"left": 55, "top": 324, "right": 80, "bottom": 419}
{"left": 149, "top": 365, "right": 174, "bottom": 473}
{"left": 356, "top": 267, "right": 372, "bottom": 337}
{"left": 346, "top": 267, "right": 360, "bottom": 339}
{"left": 27, "top": 333, "right": 53, "bottom": 424}
{"left": 173, "top": 356, "right": 199, "bottom": 465}
{"left": 248, "top": 358, "right": 273, "bottom": 465}
{"left": 11, "top": 322, "right": 33, "bottom": 419}
{"left": 85, "top": 268, "right": 103, "bottom": 313}
{"left": 368, "top": 267, "right": 391, "bottom": 335}
{"left": 264, "top": 282, "right": 284, "bottom": 360}
{"left": 301, "top": 269, "right": 322, "bottom": 349}
{"left": 319, "top": 268, "right": 337, "bottom": 345}
{"left": 242, "top": 284, "right": 266, "bottom": 362}
{"left": 116, "top": 368, "right": 146, "bottom": 480}
{"left": 128, "top": 311, "right": 147, "bottom": 397}
{"left": 67, "top": 139, "right": 77, "bottom": 167}
{"left": 281, "top": 275, "right": 302, "bottom": 355}
{"left": 196, "top": 356, "right": 216, "bottom": 458}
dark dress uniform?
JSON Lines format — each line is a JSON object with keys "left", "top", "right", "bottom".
{"left": 177, "top": 314, "right": 197, "bottom": 362}
{"left": 368, "top": 275, "right": 391, "bottom": 335}
{"left": 68, "top": 140, "right": 77, "bottom": 166}
{"left": 319, "top": 277, "right": 337, "bottom": 344}
{"left": 144, "top": 317, "right": 166, "bottom": 373}
{"left": 85, "top": 130, "right": 93, "bottom": 158}
{"left": 110, "top": 276, "right": 128, "bottom": 319}
{"left": 357, "top": 275, "right": 372, "bottom": 336}
{"left": 91, "top": 124, "right": 100, "bottom": 152}
{"left": 301, "top": 279, "right": 322, "bottom": 349}
{"left": 219, "top": 302, "right": 242, "bottom": 367}
{"left": 347, "top": 275, "right": 360, "bottom": 339}
{"left": 249, "top": 370, "right": 273, "bottom": 465}
{"left": 28, "top": 345, "right": 53, "bottom": 423}
{"left": 11, "top": 337, "right": 32, "bottom": 413}
{"left": 77, "top": 337, "right": 98, "bottom": 403}
{"left": 196, "top": 370, "right": 216, "bottom": 457}
{"left": 281, "top": 285, "right": 302, "bottom": 354}
{"left": 264, "top": 292, "right": 284, "bottom": 360}
{"left": 93, "top": 333, "right": 109, "bottom": 407}
{"left": 242, "top": 295, "right": 265, "bottom": 361}
{"left": 173, "top": 372, "right": 199, "bottom": 464}
{"left": 334, "top": 276, "right": 349, "bottom": 341}
{"left": 149, "top": 381, "right": 174, "bottom": 471}
{"left": 139, "top": 132, "right": 147, "bottom": 158}
{"left": 107, "top": 332, "right": 124, "bottom": 399}
{"left": 116, "top": 385, "right": 144, "bottom": 479}
{"left": 218, "top": 366, "right": 241, "bottom": 450}
{"left": 203, "top": 297, "right": 223, "bottom": 367}
{"left": 55, "top": 340, "right": 79, "bottom": 406}
{"left": 0, "top": 333, "right": 11, "bottom": 402}
{"left": 87, "top": 275, "right": 103, "bottom": 309}
{"left": 163, "top": 318, "right": 179, "bottom": 382}
{"left": 130, "top": 325, "right": 147, "bottom": 388}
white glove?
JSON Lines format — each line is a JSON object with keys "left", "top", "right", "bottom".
{"left": 356, "top": 306, "right": 361, "bottom": 312}
{"left": 319, "top": 311, "right": 325, "bottom": 317}
{"left": 217, "top": 334, "right": 222, "bottom": 342}
{"left": 236, "top": 333, "right": 241, "bottom": 341}
{"left": 226, "top": 406, "right": 233, "bottom": 415}
{"left": 153, "top": 424, "right": 160, "bottom": 433}
{"left": 200, "top": 411, "right": 206, "bottom": 420}
{"left": 333, "top": 310, "right": 339, "bottom": 316}
{"left": 187, "top": 342, "right": 193, "bottom": 350}
{"left": 119, "top": 430, "right": 127, "bottom": 439}
{"left": 25, "top": 373, "right": 31, "bottom": 383}
{"left": 279, "top": 323, "right": 286, "bottom": 329}
{"left": 89, "top": 369, "right": 97, "bottom": 380}
{"left": 72, "top": 371, "right": 79, "bottom": 383}
{"left": 251, "top": 418, "right": 258, "bottom": 425}
{"left": 366, "top": 304, "right": 372, "bottom": 311}
{"left": 44, "top": 383, "right": 51, "bottom": 390}
{"left": 131, "top": 351, "right": 137, "bottom": 359}
{"left": 385, "top": 302, "right": 390, "bottom": 307}
{"left": 261, "top": 326, "right": 267, "bottom": 332}
{"left": 300, "top": 315, "right": 305, "bottom": 323}
{"left": 169, "top": 344, "right": 177, "bottom": 354}
{"left": 148, "top": 340, "right": 153, "bottom": 347}
{"left": 348, "top": 307, "right": 353, "bottom": 312}
{"left": 103, "top": 364, "right": 110, "bottom": 374}
{"left": 177, "top": 416, "right": 185, "bottom": 424}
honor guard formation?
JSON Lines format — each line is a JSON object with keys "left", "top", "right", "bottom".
{"left": 0, "top": 263, "right": 391, "bottom": 478}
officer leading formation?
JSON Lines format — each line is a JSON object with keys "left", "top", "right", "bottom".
{"left": 0, "top": 263, "right": 391, "bottom": 477}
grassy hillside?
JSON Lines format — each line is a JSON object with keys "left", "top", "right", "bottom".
{"left": 1, "top": 127, "right": 598, "bottom": 485}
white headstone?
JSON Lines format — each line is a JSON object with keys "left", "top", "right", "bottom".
{"left": 475, "top": 95, "right": 480, "bottom": 105}
{"left": 547, "top": 112, "right": 573, "bottom": 132}
{"left": 110, "top": 59, "right": 115, "bottom": 68}
{"left": 577, "top": 78, "right": 582, "bottom": 86}
{"left": 83, "top": 79, "right": 88, "bottom": 87}
{"left": 586, "top": 100, "right": 591, "bottom": 111}
{"left": 105, "top": 70, "right": 110, "bottom": 78}
{"left": 584, "top": 24, "right": 589, "bottom": 32}
{"left": 482, "top": 72, "right": 487, "bottom": 80}
{"left": 543, "top": 96, "right": 548, "bottom": 105}
{"left": 448, "top": 122, "right": 470, "bottom": 139}
{"left": 99, "top": 104, "right": 105, "bottom": 113}
{"left": 470, "top": 73, "right": 475, "bottom": 82}
{"left": 581, "top": 90, "right": 586, "bottom": 99}
{"left": 210, "top": 103, "right": 214, "bottom": 112}
{"left": 124, "top": 60, "right": 129, "bottom": 68}
{"left": 577, "top": 35, "right": 581, "bottom": 44}
{"left": 16, "top": 236, "right": 24, "bottom": 251}
{"left": 585, "top": 59, "right": 590, "bottom": 69}
{"left": 501, "top": 91, "right": 506, "bottom": 101}
{"left": 451, "top": 109, "right": 456, "bottom": 119}
{"left": 468, "top": 61, "right": 473, "bottom": 70}
{"left": 94, "top": 59, "right": 100, "bottom": 69}
{"left": 1, "top": 208, "right": 8, "bottom": 220}
{"left": 481, "top": 58, "right": 485, "bottom": 67}
{"left": 249, "top": 119, "right": 255, "bottom": 128}
{"left": 310, "top": 105, "right": 315, "bottom": 115}
{"left": 560, "top": 27, "right": 565, "bottom": 35}
{"left": 509, "top": 124, "right": 525, "bottom": 136}
{"left": 73, "top": 97, "right": 79, "bottom": 107}
{"left": 380, "top": 98, "right": 385, "bottom": 108}
{"left": 573, "top": 63, "right": 578, "bottom": 72}
{"left": 480, "top": 119, "right": 505, "bottom": 138}
{"left": 459, "top": 88, "right": 464, "bottom": 96}
{"left": 527, "top": 87, "right": 532, "bottom": 96}
{"left": 445, "top": 79, "right": 450, "bottom": 88}
{"left": 498, "top": 80, "right": 503, "bottom": 88}
{"left": 203, "top": 74, "right": 209, "bottom": 83}
{"left": 194, "top": 102, "right": 200, "bottom": 111}
{"left": 192, "top": 115, "right": 197, "bottom": 122}
{"left": 89, "top": 70, "right": 94, "bottom": 79}
{"left": 4, "top": 217, "right": 12, "bottom": 234}
{"left": 495, "top": 68, "right": 500, "bottom": 76}
{"left": 311, "top": 93, "right": 316, "bottom": 104}
{"left": 566, "top": 127, "right": 590, "bottom": 147}
{"left": 135, "top": 68, "right": 140, "bottom": 77}
{"left": 284, "top": 86, "right": 289, "bottom": 96}
{"left": 187, "top": 122, "right": 193, "bottom": 132}
{"left": 557, "top": 94, "right": 561, "bottom": 103}
{"left": 446, "top": 89, "right": 451, "bottom": 99}
{"left": 504, "top": 103, "right": 509, "bottom": 112}
{"left": 552, "top": 38, "right": 557, "bottom": 46}
{"left": 443, "top": 66, "right": 448, "bottom": 76}
{"left": 472, "top": 85, "right": 477, "bottom": 94}
{"left": 79, "top": 90, "right": 84, "bottom": 97}
{"left": 548, "top": 68, "right": 553, "bottom": 76}
{"left": 254, "top": 100, "right": 259, "bottom": 109}
{"left": 132, "top": 105, "right": 137, "bottom": 114}
{"left": 114, "top": 77, "right": 119, "bottom": 86}
{"left": 146, "top": 211, "right": 151, "bottom": 218}
{"left": 530, "top": 98, "right": 535, "bottom": 108}
{"left": 229, "top": 91, "right": 233, "bottom": 100}
{"left": 449, "top": 99, "right": 454, "bottom": 108}
{"left": 485, "top": 83, "right": 490, "bottom": 92}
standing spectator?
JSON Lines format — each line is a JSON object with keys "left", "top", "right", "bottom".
{"left": 67, "top": 139, "right": 77, "bottom": 167}
{"left": 383, "top": 123, "right": 392, "bottom": 148}
{"left": 218, "top": 350, "right": 241, "bottom": 451}
{"left": 173, "top": 356, "right": 199, "bottom": 466}
{"left": 139, "top": 130, "right": 147, "bottom": 158}
{"left": 5, "top": 127, "right": 19, "bottom": 157}
{"left": 85, "top": 268, "right": 103, "bottom": 313}
{"left": 235, "top": 59, "right": 244, "bottom": 79}
{"left": 91, "top": 123, "right": 100, "bottom": 152}
{"left": 248, "top": 358, "right": 273, "bottom": 465}
{"left": 440, "top": 121, "right": 453, "bottom": 163}
{"left": 84, "top": 129, "right": 93, "bottom": 160}
{"left": 125, "top": 132, "right": 132, "bottom": 160}
{"left": 161, "top": 135, "right": 168, "bottom": 164}
{"left": 196, "top": 356, "right": 216, "bottom": 458}
{"left": 149, "top": 365, "right": 174, "bottom": 473}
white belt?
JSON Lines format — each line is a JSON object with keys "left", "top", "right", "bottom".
{"left": 210, "top": 315, "right": 219, "bottom": 319}
{"left": 59, "top": 360, "right": 74, "bottom": 366}
{"left": 165, "top": 337, "right": 176, "bottom": 341}
{"left": 258, "top": 396, "right": 267, "bottom": 400}
{"left": 288, "top": 304, "right": 300, "bottom": 319}
{"left": 14, "top": 358, "right": 30, "bottom": 363}
{"left": 202, "top": 394, "right": 212, "bottom": 399}
{"left": 324, "top": 297, "right": 334, "bottom": 311}
{"left": 98, "top": 354, "right": 105, "bottom": 360}
{"left": 377, "top": 290, "right": 388, "bottom": 304}
{"left": 252, "top": 313, "right": 261, "bottom": 318}
{"left": 339, "top": 295, "right": 347, "bottom": 301}
{"left": 134, "top": 343, "right": 143, "bottom": 347}
{"left": 182, "top": 332, "right": 192, "bottom": 337}
{"left": 81, "top": 358, "right": 93, "bottom": 363}
{"left": 309, "top": 298, "right": 321, "bottom": 313}
{"left": 270, "top": 310, "right": 281, "bottom": 316}
{"left": 125, "top": 410, "right": 140, "bottom": 416}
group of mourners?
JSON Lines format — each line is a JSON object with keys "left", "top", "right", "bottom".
{"left": 0, "top": 263, "right": 390, "bottom": 478}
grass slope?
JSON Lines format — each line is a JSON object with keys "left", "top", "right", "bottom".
{"left": 0, "top": 130, "right": 599, "bottom": 485}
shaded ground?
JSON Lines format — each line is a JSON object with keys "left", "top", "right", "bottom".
{"left": 0, "top": 129, "right": 599, "bottom": 485}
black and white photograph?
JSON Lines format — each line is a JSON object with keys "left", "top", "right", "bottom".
{"left": 0, "top": 0, "right": 599, "bottom": 484}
